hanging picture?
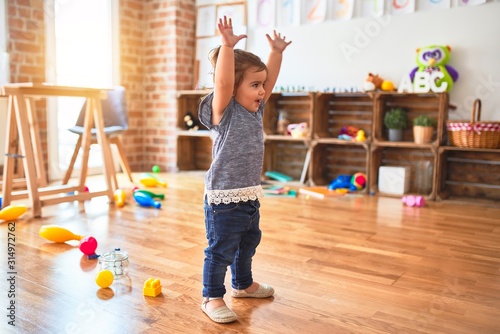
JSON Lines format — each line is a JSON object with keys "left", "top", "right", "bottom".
{"left": 277, "top": 0, "right": 300, "bottom": 27}
{"left": 458, "top": 0, "right": 486, "bottom": 6}
{"left": 216, "top": 2, "right": 246, "bottom": 35}
{"left": 196, "top": 5, "right": 217, "bottom": 37}
{"left": 418, "top": 0, "right": 450, "bottom": 11}
{"left": 302, "top": 0, "right": 327, "bottom": 24}
{"left": 255, "top": 0, "right": 276, "bottom": 28}
{"left": 359, "top": 0, "right": 384, "bottom": 17}
{"left": 391, "top": 0, "right": 415, "bottom": 15}
{"left": 331, "top": 0, "right": 355, "bottom": 21}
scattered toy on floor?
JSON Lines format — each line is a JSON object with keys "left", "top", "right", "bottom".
{"left": 0, "top": 204, "right": 27, "bottom": 222}
{"left": 143, "top": 278, "right": 162, "bottom": 297}
{"left": 402, "top": 195, "right": 425, "bottom": 207}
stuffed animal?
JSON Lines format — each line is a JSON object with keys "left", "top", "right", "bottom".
{"left": 409, "top": 45, "right": 459, "bottom": 92}
{"left": 363, "top": 73, "right": 384, "bottom": 91}
{"left": 183, "top": 111, "right": 200, "bottom": 131}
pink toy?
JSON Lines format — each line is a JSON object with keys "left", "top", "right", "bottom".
{"left": 402, "top": 195, "right": 425, "bottom": 207}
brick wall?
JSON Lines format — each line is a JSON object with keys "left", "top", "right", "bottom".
{"left": 119, "top": 0, "right": 195, "bottom": 173}
{"left": 6, "top": 0, "right": 48, "bottom": 174}
{"left": 6, "top": 0, "right": 196, "bottom": 176}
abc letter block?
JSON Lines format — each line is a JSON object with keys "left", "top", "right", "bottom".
{"left": 143, "top": 278, "right": 162, "bottom": 297}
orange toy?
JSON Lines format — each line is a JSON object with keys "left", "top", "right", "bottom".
{"left": 113, "top": 189, "right": 127, "bottom": 207}
{"left": 39, "top": 225, "right": 84, "bottom": 243}
{"left": 0, "top": 204, "right": 28, "bottom": 222}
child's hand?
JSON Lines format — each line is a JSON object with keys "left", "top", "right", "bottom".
{"left": 218, "top": 16, "right": 247, "bottom": 48}
{"left": 266, "top": 30, "right": 292, "bottom": 53}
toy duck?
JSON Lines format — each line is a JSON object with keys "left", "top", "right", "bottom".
{"left": 355, "top": 130, "right": 366, "bottom": 142}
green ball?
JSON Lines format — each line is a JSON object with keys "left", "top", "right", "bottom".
{"left": 152, "top": 165, "right": 160, "bottom": 173}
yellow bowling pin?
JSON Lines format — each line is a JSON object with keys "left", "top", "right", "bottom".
{"left": 0, "top": 204, "right": 28, "bottom": 222}
{"left": 139, "top": 173, "right": 167, "bottom": 187}
{"left": 114, "top": 189, "right": 127, "bottom": 207}
{"left": 39, "top": 225, "right": 84, "bottom": 243}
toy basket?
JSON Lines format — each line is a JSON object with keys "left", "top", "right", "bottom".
{"left": 447, "top": 99, "right": 500, "bottom": 149}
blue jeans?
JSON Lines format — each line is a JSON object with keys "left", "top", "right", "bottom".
{"left": 202, "top": 198, "right": 262, "bottom": 298}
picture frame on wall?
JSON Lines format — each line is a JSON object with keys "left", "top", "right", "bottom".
{"left": 216, "top": 2, "right": 246, "bottom": 35}
{"left": 196, "top": 5, "right": 217, "bottom": 37}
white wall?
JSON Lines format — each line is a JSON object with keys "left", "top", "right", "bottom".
{"left": 0, "top": 0, "right": 8, "bottom": 85}
{"left": 244, "top": 1, "right": 500, "bottom": 121}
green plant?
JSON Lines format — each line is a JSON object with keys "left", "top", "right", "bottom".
{"left": 413, "top": 115, "right": 436, "bottom": 127}
{"left": 384, "top": 108, "right": 408, "bottom": 129}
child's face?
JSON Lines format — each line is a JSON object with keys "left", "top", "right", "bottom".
{"left": 235, "top": 68, "right": 267, "bottom": 112}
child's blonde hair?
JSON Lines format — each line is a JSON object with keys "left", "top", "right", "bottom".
{"left": 209, "top": 46, "right": 268, "bottom": 91}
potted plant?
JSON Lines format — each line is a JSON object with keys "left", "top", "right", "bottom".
{"left": 384, "top": 108, "right": 408, "bottom": 141}
{"left": 413, "top": 115, "right": 436, "bottom": 144}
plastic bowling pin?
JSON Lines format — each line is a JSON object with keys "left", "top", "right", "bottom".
{"left": 133, "top": 191, "right": 161, "bottom": 209}
{"left": 134, "top": 189, "right": 165, "bottom": 200}
{"left": 139, "top": 173, "right": 167, "bottom": 188}
{"left": 114, "top": 189, "right": 127, "bottom": 207}
{"left": 39, "top": 225, "right": 84, "bottom": 243}
{"left": 0, "top": 204, "right": 28, "bottom": 222}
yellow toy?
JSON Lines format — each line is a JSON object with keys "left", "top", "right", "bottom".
{"left": 143, "top": 278, "right": 162, "bottom": 297}
{"left": 39, "top": 225, "right": 84, "bottom": 243}
{"left": 113, "top": 189, "right": 127, "bottom": 207}
{"left": 139, "top": 173, "right": 167, "bottom": 188}
{"left": 96, "top": 270, "right": 114, "bottom": 288}
{"left": 0, "top": 204, "right": 28, "bottom": 222}
{"left": 355, "top": 129, "right": 366, "bottom": 142}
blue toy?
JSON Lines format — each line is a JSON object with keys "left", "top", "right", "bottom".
{"left": 133, "top": 191, "right": 161, "bottom": 209}
{"left": 328, "top": 173, "right": 367, "bottom": 191}
{"left": 328, "top": 175, "right": 358, "bottom": 191}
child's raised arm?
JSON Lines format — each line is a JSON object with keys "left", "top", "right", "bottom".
{"left": 264, "top": 31, "right": 292, "bottom": 103}
{"left": 212, "top": 16, "right": 247, "bottom": 125}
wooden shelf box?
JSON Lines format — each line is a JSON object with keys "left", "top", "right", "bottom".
{"left": 177, "top": 135, "right": 212, "bottom": 171}
{"left": 373, "top": 93, "right": 448, "bottom": 145}
{"left": 313, "top": 92, "right": 374, "bottom": 141}
{"left": 176, "top": 90, "right": 210, "bottom": 131}
{"left": 263, "top": 92, "right": 315, "bottom": 137}
{"left": 436, "top": 146, "right": 500, "bottom": 205}
{"left": 370, "top": 146, "right": 437, "bottom": 198}
{"left": 309, "top": 142, "right": 370, "bottom": 191}
{"left": 263, "top": 139, "right": 309, "bottom": 183}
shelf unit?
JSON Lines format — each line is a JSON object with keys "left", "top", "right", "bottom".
{"left": 176, "top": 90, "right": 499, "bottom": 205}
{"left": 436, "top": 146, "right": 500, "bottom": 205}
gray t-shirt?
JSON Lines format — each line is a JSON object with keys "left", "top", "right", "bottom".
{"left": 199, "top": 92, "right": 264, "bottom": 205}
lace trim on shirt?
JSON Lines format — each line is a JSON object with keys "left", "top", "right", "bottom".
{"left": 205, "top": 185, "right": 264, "bottom": 205}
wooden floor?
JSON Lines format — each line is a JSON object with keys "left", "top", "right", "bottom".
{"left": 1, "top": 172, "right": 499, "bottom": 334}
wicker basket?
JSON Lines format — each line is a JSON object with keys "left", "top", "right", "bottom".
{"left": 447, "top": 99, "right": 500, "bottom": 149}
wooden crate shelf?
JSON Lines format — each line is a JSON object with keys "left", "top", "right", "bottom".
{"left": 436, "top": 146, "right": 500, "bottom": 205}
{"left": 263, "top": 139, "right": 309, "bottom": 183}
{"left": 309, "top": 142, "right": 370, "bottom": 191}
{"left": 174, "top": 91, "right": 500, "bottom": 206}
{"left": 176, "top": 90, "right": 210, "bottom": 131}
{"left": 263, "top": 92, "right": 315, "bottom": 138}
{"left": 369, "top": 146, "right": 437, "bottom": 198}
{"left": 373, "top": 92, "right": 448, "bottom": 145}
{"left": 313, "top": 92, "right": 374, "bottom": 141}
{"left": 177, "top": 135, "right": 212, "bottom": 171}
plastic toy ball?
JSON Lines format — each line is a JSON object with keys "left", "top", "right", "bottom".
{"left": 351, "top": 173, "right": 367, "bottom": 190}
{"left": 79, "top": 236, "right": 98, "bottom": 256}
{"left": 152, "top": 165, "right": 160, "bottom": 173}
{"left": 95, "top": 270, "right": 114, "bottom": 288}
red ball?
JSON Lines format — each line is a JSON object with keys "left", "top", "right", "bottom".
{"left": 79, "top": 236, "right": 98, "bottom": 255}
